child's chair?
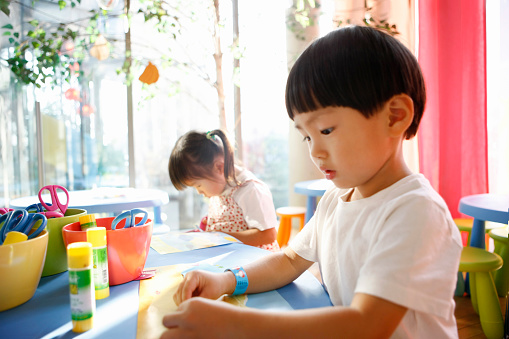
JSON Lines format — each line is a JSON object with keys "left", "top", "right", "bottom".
{"left": 489, "top": 227, "right": 509, "bottom": 297}
{"left": 276, "top": 206, "right": 306, "bottom": 247}
{"left": 458, "top": 246, "right": 504, "bottom": 339}
{"left": 454, "top": 218, "right": 505, "bottom": 249}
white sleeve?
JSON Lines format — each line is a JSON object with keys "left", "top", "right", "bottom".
{"left": 232, "top": 180, "right": 278, "bottom": 231}
{"left": 355, "top": 197, "right": 462, "bottom": 319}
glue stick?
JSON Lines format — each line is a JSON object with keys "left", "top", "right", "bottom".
{"left": 79, "top": 214, "right": 97, "bottom": 231}
{"left": 67, "top": 242, "right": 95, "bottom": 333}
{"left": 86, "top": 227, "right": 110, "bottom": 299}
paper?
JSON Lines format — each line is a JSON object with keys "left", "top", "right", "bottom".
{"left": 137, "top": 265, "right": 185, "bottom": 339}
{"left": 150, "top": 231, "right": 241, "bottom": 254}
{"left": 137, "top": 263, "right": 293, "bottom": 338}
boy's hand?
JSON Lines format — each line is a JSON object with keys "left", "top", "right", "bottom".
{"left": 173, "top": 270, "right": 236, "bottom": 305}
{"left": 161, "top": 297, "right": 239, "bottom": 339}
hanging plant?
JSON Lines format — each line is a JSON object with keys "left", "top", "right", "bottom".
{"left": 1, "top": 10, "right": 102, "bottom": 88}
{"left": 138, "top": 62, "right": 159, "bottom": 85}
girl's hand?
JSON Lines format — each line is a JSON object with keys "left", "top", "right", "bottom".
{"left": 160, "top": 297, "right": 239, "bottom": 339}
{"left": 173, "top": 270, "right": 235, "bottom": 305}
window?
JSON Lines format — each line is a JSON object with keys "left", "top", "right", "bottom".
{"left": 0, "top": 0, "right": 290, "bottom": 229}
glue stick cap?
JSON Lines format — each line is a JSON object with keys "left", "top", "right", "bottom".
{"left": 79, "top": 214, "right": 96, "bottom": 224}
{"left": 67, "top": 242, "right": 93, "bottom": 269}
{"left": 86, "top": 227, "right": 107, "bottom": 247}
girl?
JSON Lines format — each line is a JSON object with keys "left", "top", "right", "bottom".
{"left": 168, "top": 129, "right": 279, "bottom": 252}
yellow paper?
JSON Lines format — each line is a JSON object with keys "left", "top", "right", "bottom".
{"left": 137, "top": 265, "right": 185, "bottom": 339}
{"left": 137, "top": 264, "right": 249, "bottom": 339}
{"left": 150, "top": 236, "right": 182, "bottom": 254}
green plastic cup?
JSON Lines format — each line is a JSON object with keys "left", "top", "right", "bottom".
{"left": 42, "top": 208, "right": 87, "bottom": 277}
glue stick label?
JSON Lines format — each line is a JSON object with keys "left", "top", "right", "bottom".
{"left": 69, "top": 268, "right": 94, "bottom": 321}
{"left": 80, "top": 222, "right": 96, "bottom": 230}
{"left": 92, "top": 246, "right": 109, "bottom": 290}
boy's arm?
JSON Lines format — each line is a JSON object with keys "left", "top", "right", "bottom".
{"left": 163, "top": 290, "right": 407, "bottom": 338}
{"left": 240, "top": 292, "right": 407, "bottom": 338}
{"left": 173, "top": 247, "right": 312, "bottom": 304}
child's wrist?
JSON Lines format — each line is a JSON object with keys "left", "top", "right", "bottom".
{"left": 224, "top": 266, "right": 249, "bottom": 295}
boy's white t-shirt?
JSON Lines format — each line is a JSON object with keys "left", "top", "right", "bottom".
{"left": 289, "top": 173, "right": 462, "bottom": 338}
{"left": 221, "top": 168, "right": 278, "bottom": 231}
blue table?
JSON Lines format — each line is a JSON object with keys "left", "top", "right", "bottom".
{"left": 9, "top": 187, "right": 170, "bottom": 224}
{"left": 0, "top": 239, "right": 331, "bottom": 338}
{"left": 458, "top": 194, "right": 509, "bottom": 249}
{"left": 294, "top": 179, "right": 334, "bottom": 223}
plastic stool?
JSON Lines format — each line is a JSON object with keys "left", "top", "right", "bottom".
{"left": 276, "top": 206, "right": 306, "bottom": 247}
{"left": 455, "top": 218, "right": 505, "bottom": 249}
{"left": 489, "top": 227, "right": 509, "bottom": 297}
{"left": 459, "top": 246, "right": 504, "bottom": 339}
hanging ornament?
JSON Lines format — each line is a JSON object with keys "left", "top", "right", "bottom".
{"left": 65, "top": 88, "right": 80, "bottom": 101}
{"left": 60, "top": 40, "right": 75, "bottom": 56}
{"left": 96, "top": 0, "right": 118, "bottom": 10}
{"left": 89, "top": 35, "right": 110, "bottom": 61}
{"left": 81, "top": 104, "right": 95, "bottom": 116}
{"left": 139, "top": 62, "right": 159, "bottom": 85}
{"left": 69, "top": 62, "right": 80, "bottom": 77}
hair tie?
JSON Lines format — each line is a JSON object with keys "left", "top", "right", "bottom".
{"left": 206, "top": 131, "right": 214, "bottom": 140}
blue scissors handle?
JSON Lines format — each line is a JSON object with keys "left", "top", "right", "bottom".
{"left": 25, "top": 203, "right": 45, "bottom": 214}
{"left": 0, "top": 210, "right": 47, "bottom": 244}
{"left": 111, "top": 208, "right": 148, "bottom": 230}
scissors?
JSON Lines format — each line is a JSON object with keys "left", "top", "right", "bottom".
{"left": 111, "top": 208, "right": 148, "bottom": 230}
{"left": 35, "top": 185, "right": 69, "bottom": 218}
{"left": 0, "top": 208, "right": 13, "bottom": 215}
{"left": 0, "top": 210, "right": 47, "bottom": 245}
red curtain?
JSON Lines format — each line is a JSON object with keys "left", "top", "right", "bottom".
{"left": 418, "top": 0, "right": 488, "bottom": 218}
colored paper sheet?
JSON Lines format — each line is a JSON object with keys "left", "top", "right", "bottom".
{"left": 137, "top": 265, "right": 185, "bottom": 339}
{"left": 137, "top": 263, "right": 293, "bottom": 338}
{"left": 150, "top": 231, "right": 241, "bottom": 254}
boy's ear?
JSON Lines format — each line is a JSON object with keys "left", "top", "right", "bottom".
{"left": 386, "top": 94, "right": 414, "bottom": 137}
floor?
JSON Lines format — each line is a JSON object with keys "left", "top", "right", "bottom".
{"left": 455, "top": 294, "right": 507, "bottom": 339}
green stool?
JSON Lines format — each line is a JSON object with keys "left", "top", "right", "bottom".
{"left": 455, "top": 218, "right": 506, "bottom": 248}
{"left": 454, "top": 218, "right": 506, "bottom": 297}
{"left": 459, "top": 246, "right": 504, "bottom": 339}
{"left": 489, "top": 227, "right": 509, "bottom": 297}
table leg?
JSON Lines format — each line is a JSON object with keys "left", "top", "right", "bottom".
{"left": 470, "top": 219, "right": 487, "bottom": 249}
{"left": 305, "top": 197, "right": 317, "bottom": 224}
{"left": 154, "top": 206, "right": 162, "bottom": 224}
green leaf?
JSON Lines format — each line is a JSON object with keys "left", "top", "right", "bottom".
{"left": 13, "top": 32, "right": 19, "bottom": 38}
{"left": 8, "top": 37, "right": 14, "bottom": 43}
{"left": 0, "top": 0, "right": 10, "bottom": 17}
{"left": 28, "top": 20, "right": 38, "bottom": 27}
{"left": 1, "top": 24, "right": 13, "bottom": 29}
{"left": 58, "top": 0, "right": 66, "bottom": 9}
{"left": 2, "top": 31, "right": 10, "bottom": 35}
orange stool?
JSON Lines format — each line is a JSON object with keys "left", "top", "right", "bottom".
{"left": 276, "top": 206, "right": 306, "bottom": 247}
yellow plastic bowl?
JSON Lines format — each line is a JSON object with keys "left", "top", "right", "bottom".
{"left": 0, "top": 230, "right": 49, "bottom": 312}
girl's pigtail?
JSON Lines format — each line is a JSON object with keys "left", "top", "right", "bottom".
{"left": 211, "top": 129, "right": 238, "bottom": 186}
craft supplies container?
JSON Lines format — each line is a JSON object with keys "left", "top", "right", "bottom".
{"left": 63, "top": 216, "right": 153, "bottom": 285}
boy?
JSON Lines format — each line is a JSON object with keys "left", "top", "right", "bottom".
{"left": 161, "top": 26, "right": 462, "bottom": 338}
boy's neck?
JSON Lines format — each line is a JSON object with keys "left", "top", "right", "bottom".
{"left": 349, "top": 166, "right": 413, "bottom": 202}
